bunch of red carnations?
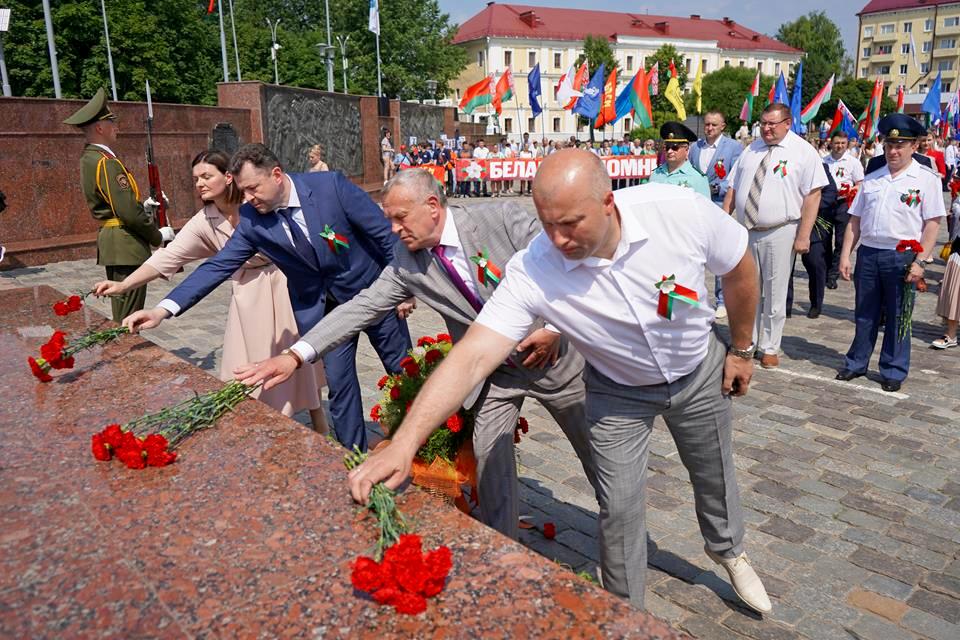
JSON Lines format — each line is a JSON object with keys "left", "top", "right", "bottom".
{"left": 895, "top": 239, "right": 928, "bottom": 340}
{"left": 351, "top": 533, "right": 453, "bottom": 615}
{"left": 90, "top": 380, "right": 257, "bottom": 470}
{"left": 52, "top": 290, "right": 92, "bottom": 316}
{"left": 28, "top": 326, "right": 129, "bottom": 382}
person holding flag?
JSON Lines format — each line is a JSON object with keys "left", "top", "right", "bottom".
{"left": 649, "top": 122, "right": 710, "bottom": 198}
{"left": 823, "top": 130, "right": 865, "bottom": 289}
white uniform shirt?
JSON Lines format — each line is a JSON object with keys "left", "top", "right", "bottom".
{"left": 823, "top": 152, "right": 865, "bottom": 190}
{"left": 474, "top": 184, "right": 747, "bottom": 386}
{"left": 697, "top": 135, "right": 723, "bottom": 174}
{"left": 849, "top": 159, "right": 946, "bottom": 250}
{"left": 728, "top": 130, "right": 829, "bottom": 228}
{"left": 472, "top": 146, "right": 490, "bottom": 160}
{"left": 945, "top": 143, "right": 957, "bottom": 169}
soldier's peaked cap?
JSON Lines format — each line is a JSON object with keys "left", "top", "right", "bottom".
{"left": 63, "top": 88, "right": 117, "bottom": 127}
{"left": 660, "top": 121, "right": 697, "bottom": 143}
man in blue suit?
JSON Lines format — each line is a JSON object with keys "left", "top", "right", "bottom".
{"left": 690, "top": 111, "right": 744, "bottom": 319}
{"left": 123, "top": 143, "right": 411, "bottom": 450}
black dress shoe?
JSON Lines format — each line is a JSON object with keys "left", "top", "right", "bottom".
{"left": 807, "top": 307, "right": 821, "bottom": 319}
{"left": 826, "top": 280, "right": 838, "bottom": 290}
{"left": 835, "top": 369, "right": 866, "bottom": 381}
{"left": 881, "top": 378, "right": 902, "bottom": 392}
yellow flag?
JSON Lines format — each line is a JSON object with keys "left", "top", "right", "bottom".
{"left": 665, "top": 60, "right": 686, "bottom": 121}
{"left": 693, "top": 58, "right": 703, "bottom": 114}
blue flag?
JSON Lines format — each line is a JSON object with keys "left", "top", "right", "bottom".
{"left": 790, "top": 62, "right": 805, "bottom": 134}
{"left": 774, "top": 72, "right": 789, "bottom": 105}
{"left": 528, "top": 63, "right": 542, "bottom": 117}
{"left": 572, "top": 64, "right": 605, "bottom": 120}
{"left": 922, "top": 72, "right": 942, "bottom": 124}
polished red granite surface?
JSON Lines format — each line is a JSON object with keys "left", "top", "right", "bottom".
{"left": 0, "top": 286, "right": 687, "bottom": 639}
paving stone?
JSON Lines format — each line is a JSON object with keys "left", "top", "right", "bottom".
{"left": 721, "top": 612, "right": 804, "bottom": 640}
{"left": 843, "top": 611, "right": 915, "bottom": 640}
{"left": 678, "top": 615, "right": 743, "bottom": 640}
{"left": 922, "top": 573, "right": 960, "bottom": 599}
{"left": 901, "top": 608, "right": 960, "bottom": 640}
{"left": 839, "top": 494, "right": 908, "bottom": 524}
{"left": 845, "top": 588, "right": 910, "bottom": 622}
{"left": 907, "top": 589, "right": 960, "bottom": 624}
{"left": 653, "top": 576, "right": 732, "bottom": 619}
{"left": 819, "top": 470, "right": 868, "bottom": 492}
{"left": 752, "top": 479, "right": 804, "bottom": 504}
{"left": 848, "top": 547, "right": 926, "bottom": 586}
{"left": 758, "top": 515, "right": 816, "bottom": 544}
{"left": 904, "top": 485, "right": 948, "bottom": 507}
{"left": 794, "top": 615, "right": 858, "bottom": 640}
{"left": 862, "top": 574, "right": 915, "bottom": 601}
{"left": 835, "top": 508, "right": 892, "bottom": 532}
{"left": 642, "top": 590, "right": 687, "bottom": 624}
{"left": 794, "top": 479, "right": 846, "bottom": 500}
{"left": 894, "top": 543, "right": 951, "bottom": 572}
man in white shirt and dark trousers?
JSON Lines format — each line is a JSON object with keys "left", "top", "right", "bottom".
{"left": 347, "top": 149, "right": 772, "bottom": 615}
{"left": 823, "top": 131, "right": 865, "bottom": 289}
{"left": 724, "top": 103, "right": 828, "bottom": 369}
{"left": 837, "top": 114, "right": 945, "bottom": 392}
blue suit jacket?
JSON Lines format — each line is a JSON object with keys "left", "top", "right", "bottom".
{"left": 165, "top": 171, "right": 397, "bottom": 335}
{"left": 689, "top": 135, "right": 743, "bottom": 203}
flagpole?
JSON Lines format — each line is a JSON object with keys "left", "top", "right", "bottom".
{"left": 227, "top": 0, "right": 241, "bottom": 81}
{"left": 217, "top": 0, "right": 229, "bottom": 82}
{"left": 515, "top": 98, "right": 523, "bottom": 147}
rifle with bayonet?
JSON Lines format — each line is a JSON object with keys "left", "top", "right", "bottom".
{"left": 145, "top": 80, "right": 174, "bottom": 246}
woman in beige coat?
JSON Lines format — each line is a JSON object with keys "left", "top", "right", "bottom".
{"left": 94, "top": 150, "right": 329, "bottom": 433}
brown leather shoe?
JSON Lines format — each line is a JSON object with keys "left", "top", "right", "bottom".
{"left": 760, "top": 353, "right": 779, "bottom": 369}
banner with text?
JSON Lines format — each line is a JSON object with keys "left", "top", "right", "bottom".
{"left": 455, "top": 156, "right": 658, "bottom": 182}
{"left": 399, "top": 163, "right": 447, "bottom": 183}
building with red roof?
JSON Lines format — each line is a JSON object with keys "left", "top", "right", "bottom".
{"left": 448, "top": 3, "right": 802, "bottom": 139}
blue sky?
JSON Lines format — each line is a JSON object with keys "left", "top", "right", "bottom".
{"left": 438, "top": 1, "right": 861, "bottom": 58}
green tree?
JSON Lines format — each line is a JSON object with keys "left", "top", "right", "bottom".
{"left": 646, "top": 44, "right": 688, "bottom": 115}
{"left": 700, "top": 66, "right": 776, "bottom": 130}
{"left": 574, "top": 34, "right": 619, "bottom": 79}
{"left": 776, "top": 12, "right": 846, "bottom": 105}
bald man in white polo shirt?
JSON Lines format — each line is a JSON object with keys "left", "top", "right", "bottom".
{"left": 724, "top": 102, "right": 828, "bottom": 369}
{"left": 347, "top": 149, "right": 773, "bottom": 614}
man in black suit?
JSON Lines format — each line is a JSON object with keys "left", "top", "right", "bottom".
{"left": 865, "top": 149, "right": 932, "bottom": 174}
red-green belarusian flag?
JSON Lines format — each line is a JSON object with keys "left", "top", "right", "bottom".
{"left": 459, "top": 75, "right": 494, "bottom": 114}
{"left": 801, "top": 74, "right": 835, "bottom": 124}
{"left": 766, "top": 79, "right": 776, "bottom": 106}
{"left": 492, "top": 68, "right": 514, "bottom": 115}
{"left": 862, "top": 76, "right": 884, "bottom": 140}
{"left": 740, "top": 92, "right": 754, "bottom": 122}
{"left": 631, "top": 68, "right": 654, "bottom": 127}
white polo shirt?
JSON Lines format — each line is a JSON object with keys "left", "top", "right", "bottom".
{"left": 728, "top": 130, "right": 828, "bottom": 228}
{"left": 823, "top": 152, "right": 865, "bottom": 190}
{"left": 474, "top": 184, "right": 747, "bottom": 387}
{"left": 849, "top": 160, "right": 946, "bottom": 250}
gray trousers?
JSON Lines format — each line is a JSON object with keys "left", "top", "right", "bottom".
{"left": 473, "top": 371, "right": 598, "bottom": 540}
{"left": 584, "top": 333, "right": 745, "bottom": 609}
{"left": 749, "top": 222, "right": 798, "bottom": 355}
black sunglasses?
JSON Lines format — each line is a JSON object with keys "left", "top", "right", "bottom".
{"left": 664, "top": 143, "right": 688, "bottom": 151}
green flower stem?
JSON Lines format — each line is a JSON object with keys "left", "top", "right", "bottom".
{"left": 63, "top": 326, "right": 130, "bottom": 359}
{"left": 344, "top": 447, "right": 408, "bottom": 559}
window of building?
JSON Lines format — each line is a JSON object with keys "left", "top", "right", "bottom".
{"left": 504, "top": 117, "right": 512, "bottom": 133}
{"left": 904, "top": 22, "right": 912, "bottom": 33}
{"left": 528, "top": 51, "right": 536, "bottom": 69}
{"left": 901, "top": 43, "right": 911, "bottom": 54}
{"left": 876, "top": 44, "right": 893, "bottom": 54}
{"left": 739, "top": 60, "right": 745, "bottom": 67}
{"left": 685, "top": 59, "right": 692, "bottom": 73}
{"left": 775, "top": 62, "right": 781, "bottom": 74}
{"left": 553, "top": 51, "right": 561, "bottom": 68}
{"left": 626, "top": 55, "right": 633, "bottom": 71}
{"left": 862, "top": 47, "right": 872, "bottom": 58}
{"left": 504, "top": 51, "right": 512, "bottom": 67}
{"left": 880, "top": 24, "right": 895, "bottom": 34}
{"left": 864, "top": 25, "right": 874, "bottom": 38}
{"left": 923, "top": 40, "right": 933, "bottom": 52}
{"left": 946, "top": 82, "right": 953, "bottom": 92}
{"left": 900, "top": 64, "right": 908, "bottom": 75}
{"left": 702, "top": 59, "right": 708, "bottom": 73}
{"left": 724, "top": 59, "right": 731, "bottom": 67}
{"left": 552, "top": 117, "right": 561, "bottom": 132}
{"left": 756, "top": 61, "right": 763, "bottom": 72}
{"left": 922, "top": 62, "right": 932, "bottom": 73}
{"left": 920, "top": 83, "right": 928, "bottom": 93}
{"left": 477, "top": 51, "right": 485, "bottom": 68}
{"left": 861, "top": 67, "right": 869, "bottom": 78}
{"left": 940, "top": 38, "right": 956, "bottom": 49}
{"left": 879, "top": 65, "right": 891, "bottom": 75}
{"left": 939, "top": 60, "right": 955, "bottom": 71}
{"left": 946, "top": 17, "right": 960, "bottom": 27}
{"left": 925, "top": 18, "right": 934, "bottom": 32}
{"left": 528, "top": 117, "right": 536, "bottom": 132}
{"left": 624, "top": 117, "right": 632, "bottom": 130}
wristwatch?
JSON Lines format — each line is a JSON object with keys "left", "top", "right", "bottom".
{"left": 727, "top": 344, "right": 755, "bottom": 361}
{"left": 280, "top": 348, "right": 304, "bottom": 369}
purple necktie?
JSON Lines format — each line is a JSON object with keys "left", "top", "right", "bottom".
{"left": 432, "top": 245, "right": 484, "bottom": 313}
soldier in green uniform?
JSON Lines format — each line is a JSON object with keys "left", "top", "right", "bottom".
{"left": 64, "top": 88, "right": 171, "bottom": 322}
{"left": 649, "top": 122, "right": 711, "bottom": 198}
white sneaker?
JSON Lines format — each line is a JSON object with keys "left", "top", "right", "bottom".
{"left": 931, "top": 335, "right": 958, "bottom": 349}
{"left": 705, "top": 546, "right": 772, "bottom": 614}
{"left": 715, "top": 305, "right": 728, "bottom": 319}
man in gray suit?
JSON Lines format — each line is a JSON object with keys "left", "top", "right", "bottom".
{"left": 236, "top": 169, "right": 598, "bottom": 540}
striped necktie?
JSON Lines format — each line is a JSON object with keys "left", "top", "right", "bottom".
{"left": 742, "top": 146, "right": 772, "bottom": 230}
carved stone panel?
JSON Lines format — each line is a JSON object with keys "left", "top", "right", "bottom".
{"left": 399, "top": 103, "right": 446, "bottom": 147}
{"left": 262, "top": 87, "right": 363, "bottom": 176}
{"left": 210, "top": 123, "right": 240, "bottom": 155}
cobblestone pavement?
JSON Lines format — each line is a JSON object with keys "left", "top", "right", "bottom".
{"left": 4, "top": 197, "right": 958, "bottom": 640}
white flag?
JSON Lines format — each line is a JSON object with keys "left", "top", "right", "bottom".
{"left": 910, "top": 32, "right": 920, "bottom": 71}
{"left": 555, "top": 64, "right": 583, "bottom": 107}
{"left": 369, "top": 0, "right": 380, "bottom": 36}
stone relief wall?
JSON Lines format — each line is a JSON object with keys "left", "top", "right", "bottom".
{"left": 263, "top": 87, "right": 363, "bottom": 176}
{"left": 399, "top": 103, "right": 446, "bottom": 147}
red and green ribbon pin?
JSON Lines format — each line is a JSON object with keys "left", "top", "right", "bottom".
{"left": 470, "top": 249, "right": 502, "bottom": 286}
{"left": 320, "top": 225, "right": 350, "bottom": 254}
{"left": 655, "top": 275, "right": 701, "bottom": 319}
{"left": 900, "top": 189, "right": 921, "bottom": 207}
{"left": 713, "top": 159, "right": 726, "bottom": 179}
{"left": 773, "top": 160, "right": 788, "bottom": 177}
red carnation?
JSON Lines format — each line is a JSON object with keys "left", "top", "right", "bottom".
{"left": 67, "top": 295, "right": 83, "bottom": 311}
{"left": 27, "top": 357, "right": 53, "bottom": 382}
{"left": 392, "top": 592, "right": 427, "bottom": 615}
{"left": 117, "top": 445, "right": 146, "bottom": 470}
{"left": 435, "top": 333, "right": 452, "bottom": 343}
{"left": 518, "top": 417, "right": 529, "bottom": 434}
{"left": 514, "top": 431, "right": 522, "bottom": 444}
{"left": 543, "top": 522, "right": 556, "bottom": 539}
{"left": 53, "top": 301, "right": 70, "bottom": 316}
{"left": 377, "top": 375, "right": 389, "bottom": 389}
{"left": 372, "top": 586, "right": 401, "bottom": 605}
{"left": 351, "top": 556, "right": 386, "bottom": 592}
{"left": 422, "top": 577, "right": 445, "bottom": 597}
{"left": 896, "top": 239, "right": 924, "bottom": 253}
{"left": 400, "top": 356, "right": 420, "bottom": 377}
{"left": 370, "top": 404, "right": 382, "bottom": 422}
{"left": 91, "top": 434, "right": 112, "bottom": 461}
{"left": 40, "top": 341, "right": 63, "bottom": 363}
{"left": 143, "top": 434, "right": 177, "bottom": 467}
{"left": 425, "top": 349, "right": 443, "bottom": 365}
{"left": 424, "top": 546, "right": 452, "bottom": 581}
{"left": 416, "top": 336, "right": 436, "bottom": 347}
{"left": 390, "top": 386, "right": 402, "bottom": 401}
{"left": 445, "top": 413, "right": 463, "bottom": 433}
{"left": 101, "top": 424, "right": 124, "bottom": 449}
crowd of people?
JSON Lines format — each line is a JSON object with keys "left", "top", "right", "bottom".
{"left": 63, "top": 87, "right": 958, "bottom": 617}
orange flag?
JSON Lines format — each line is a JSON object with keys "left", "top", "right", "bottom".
{"left": 594, "top": 67, "right": 619, "bottom": 128}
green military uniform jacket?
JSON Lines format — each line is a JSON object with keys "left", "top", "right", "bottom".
{"left": 80, "top": 144, "right": 161, "bottom": 266}
{"left": 649, "top": 160, "right": 711, "bottom": 198}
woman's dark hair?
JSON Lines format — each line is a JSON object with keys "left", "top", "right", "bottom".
{"left": 192, "top": 149, "right": 242, "bottom": 205}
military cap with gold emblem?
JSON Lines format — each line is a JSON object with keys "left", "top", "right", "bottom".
{"left": 63, "top": 87, "right": 117, "bottom": 127}
{"left": 877, "top": 113, "right": 926, "bottom": 141}
{"left": 660, "top": 121, "right": 698, "bottom": 144}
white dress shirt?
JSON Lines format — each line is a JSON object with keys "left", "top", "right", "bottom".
{"left": 475, "top": 184, "right": 747, "bottom": 387}
{"left": 945, "top": 143, "right": 957, "bottom": 169}
{"left": 727, "top": 130, "right": 828, "bottom": 228}
{"left": 472, "top": 146, "right": 490, "bottom": 160}
{"left": 158, "top": 176, "right": 307, "bottom": 318}
{"left": 823, "top": 152, "right": 865, "bottom": 190}
{"left": 697, "top": 135, "right": 722, "bottom": 174}
{"left": 849, "top": 160, "right": 946, "bottom": 250}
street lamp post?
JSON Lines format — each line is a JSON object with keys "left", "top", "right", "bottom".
{"left": 336, "top": 34, "right": 349, "bottom": 94}
{"left": 0, "top": 8, "right": 12, "bottom": 97}
{"left": 316, "top": 43, "right": 334, "bottom": 92}
{"left": 40, "top": 0, "right": 60, "bottom": 98}
{"left": 266, "top": 18, "right": 281, "bottom": 85}
{"left": 323, "top": 0, "right": 333, "bottom": 93}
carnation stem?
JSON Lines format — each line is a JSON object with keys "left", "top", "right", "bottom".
{"left": 344, "top": 447, "right": 408, "bottom": 559}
